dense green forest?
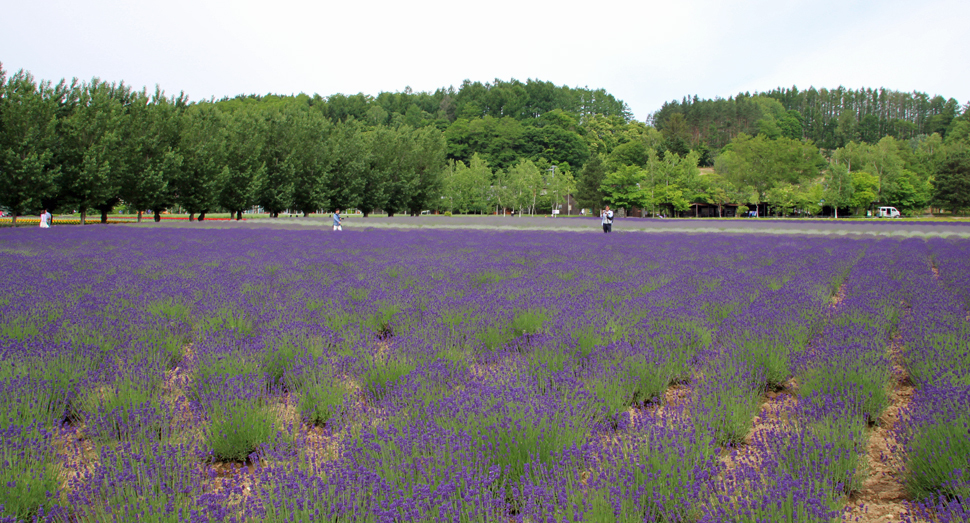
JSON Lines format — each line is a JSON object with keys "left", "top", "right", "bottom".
{"left": 2, "top": 63, "right": 969, "bottom": 223}
{"left": 652, "top": 87, "right": 964, "bottom": 161}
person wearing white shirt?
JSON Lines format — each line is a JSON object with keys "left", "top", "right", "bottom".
{"left": 601, "top": 206, "right": 613, "bottom": 233}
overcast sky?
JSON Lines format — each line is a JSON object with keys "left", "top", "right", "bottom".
{"left": 4, "top": 0, "right": 968, "bottom": 121}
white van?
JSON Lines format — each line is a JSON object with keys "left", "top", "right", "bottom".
{"left": 878, "top": 206, "right": 901, "bottom": 218}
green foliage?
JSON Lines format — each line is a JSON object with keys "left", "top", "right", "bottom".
{"left": 365, "top": 303, "right": 401, "bottom": 337}
{"left": 0, "top": 70, "right": 60, "bottom": 219}
{"left": 694, "top": 360, "right": 764, "bottom": 446}
{"left": 823, "top": 162, "right": 854, "bottom": 216}
{"left": 207, "top": 401, "right": 282, "bottom": 462}
{"left": 261, "top": 337, "right": 304, "bottom": 389}
{"left": 78, "top": 439, "right": 199, "bottom": 523}
{"left": 293, "top": 370, "right": 346, "bottom": 427}
{"left": 441, "top": 154, "right": 492, "bottom": 214}
{"left": 191, "top": 357, "right": 259, "bottom": 401}
{"left": 906, "top": 323, "right": 970, "bottom": 387}
{"left": 576, "top": 153, "right": 607, "bottom": 212}
{"left": 437, "top": 398, "right": 594, "bottom": 492}
{"left": 932, "top": 153, "right": 970, "bottom": 214}
{"left": 716, "top": 133, "right": 824, "bottom": 201}
{"left": 476, "top": 323, "right": 513, "bottom": 353}
{"left": 148, "top": 298, "right": 191, "bottom": 323}
{"left": 0, "top": 313, "right": 43, "bottom": 341}
{"left": 798, "top": 358, "right": 890, "bottom": 424}
{"left": 197, "top": 307, "right": 252, "bottom": 337}
{"left": 510, "top": 309, "right": 548, "bottom": 337}
{"left": 850, "top": 171, "right": 879, "bottom": 212}
{"left": 0, "top": 454, "right": 59, "bottom": 522}
{"left": 904, "top": 412, "right": 970, "bottom": 500}
{"left": 733, "top": 337, "right": 794, "bottom": 390}
{"left": 601, "top": 165, "right": 649, "bottom": 215}
{"left": 654, "top": 87, "right": 960, "bottom": 152}
{"left": 572, "top": 325, "right": 604, "bottom": 362}
{"left": 791, "top": 413, "right": 868, "bottom": 494}
{"left": 363, "top": 355, "right": 416, "bottom": 402}
{"left": 79, "top": 377, "right": 168, "bottom": 442}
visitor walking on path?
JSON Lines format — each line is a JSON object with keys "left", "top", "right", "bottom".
{"left": 333, "top": 210, "right": 342, "bottom": 231}
{"left": 601, "top": 206, "right": 613, "bottom": 233}
{"left": 39, "top": 209, "right": 51, "bottom": 228}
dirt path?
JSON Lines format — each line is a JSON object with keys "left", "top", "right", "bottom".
{"left": 841, "top": 323, "right": 916, "bottom": 522}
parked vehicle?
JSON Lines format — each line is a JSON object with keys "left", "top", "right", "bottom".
{"left": 878, "top": 206, "right": 901, "bottom": 218}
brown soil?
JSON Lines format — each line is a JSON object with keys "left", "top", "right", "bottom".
{"left": 831, "top": 281, "right": 847, "bottom": 308}
{"left": 841, "top": 338, "right": 917, "bottom": 523}
{"left": 719, "top": 379, "right": 798, "bottom": 479}
{"left": 55, "top": 424, "right": 97, "bottom": 492}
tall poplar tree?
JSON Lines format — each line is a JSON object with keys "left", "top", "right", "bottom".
{"left": 576, "top": 153, "right": 606, "bottom": 213}
{"left": 0, "top": 69, "right": 60, "bottom": 223}
{"left": 57, "top": 79, "right": 130, "bottom": 224}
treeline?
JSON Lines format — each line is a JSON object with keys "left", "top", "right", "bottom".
{"left": 0, "top": 66, "right": 649, "bottom": 222}
{"left": 577, "top": 119, "right": 970, "bottom": 218}
{"left": 3, "top": 62, "right": 970, "bottom": 222}
{"left": 0, "top": 69, "right": 451, "bottom": 223}
{"left": 652, "top": 87, "right": 964, "bottom": 158}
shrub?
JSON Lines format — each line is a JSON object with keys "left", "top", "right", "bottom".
{"left": 198, "top": 307, "right": 253, "bottom": 337}
{"left": 80, "top": 378, "right": 169, "bottom": 442}
{"left": 798, "top": 355, "right": 889, "bottom": 424}
{"left": 291, "top": 369, "right": 346, "bottom": 427}
{"left": 693, "top": 359, "right": 764, "bottom": 446}
{"left": 363, "top": 356, "right": 415, "bottom": 402}
{"left": 511, "top": 309, "right": 548, "bottom": 338}
{"left": 904, "top": 411, "right": 970, "bottom": 500}
{"left": 0, "top": 425, "right": 60, "bottom": 522}
{"left": 207, "top": 401, "right": 281, "bottom": 462}
{"left": 365, "top": 303, "right": 401, "bottom": 338}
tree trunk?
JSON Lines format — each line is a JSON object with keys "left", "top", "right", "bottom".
{"left": 834, "top": 206, "right": 839, "bottom": 219}
{"left": 199, "top": 212, "right": 206, "bottom": 221}
{"left": 388, "top": 211, "right": 395, "bottom": 217}
{"left": 303, "top": 211, "right": 308, "bottom": 217}
{"left": 137, "top": 210, "right": 143, "bottom": 222}
{"left": 236, "top": 210, "right": 242, "bottom": 221}
{"left": 101, "top": 210, "right": 108, "bottom": 224}
{"left": 189, "top": 213, "right": 195, "bottom": 222}
{"left": 154, "top": 210, "right": 161, "bottom": 222}
{"left": 80, "top": 210, "right": 87, "bottom": 225}
{"left": 363, "top": 211, "right": 370, "bottom": 217}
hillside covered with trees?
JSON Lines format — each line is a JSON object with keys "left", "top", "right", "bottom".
{"left": 2, "top": 63, "right": 969, "bottom": 223}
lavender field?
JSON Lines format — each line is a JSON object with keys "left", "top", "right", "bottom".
{"left": 1, "top": 227, "right": 968, "bottom": 523}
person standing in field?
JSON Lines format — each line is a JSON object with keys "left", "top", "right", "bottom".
{"left": 333, "top": 209, "right": 342, "bottom": 231}
{"left": 601, "top": 206, "right": 613, "bottom": 233}
{"left": 39, "top": 209, "right": 51, "bottom": 228}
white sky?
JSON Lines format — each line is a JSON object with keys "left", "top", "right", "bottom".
{"left": 4, "top": 0, "right": 968, "bottom": 121}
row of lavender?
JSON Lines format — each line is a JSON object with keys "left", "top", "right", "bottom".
{"left": 0, "top": 227, "right": 965, "bottom": 522}
{"left": 895, "top": 238, "right": 970, "bottom": 522}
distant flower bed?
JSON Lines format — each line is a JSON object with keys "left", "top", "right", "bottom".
{"left": 0, "top": 217, "right": 135, "bottom": 225}
{"left": 0, "top": 216, "right": 244, "bottom": 224}
{"left": 155, "top": 216, "right": 241, "bottom": 221}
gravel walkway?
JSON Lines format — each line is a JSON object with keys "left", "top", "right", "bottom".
{"left": 128, "top": 215, "right": 970, "bottom": 237}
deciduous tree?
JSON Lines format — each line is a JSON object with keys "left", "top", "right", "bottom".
{"left": 0, "top": 69, "right": 60, "bottom": 223}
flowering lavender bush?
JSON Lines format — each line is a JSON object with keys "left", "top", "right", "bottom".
{"left": 0, "top": 226, "right": 967, "bottom": 522}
